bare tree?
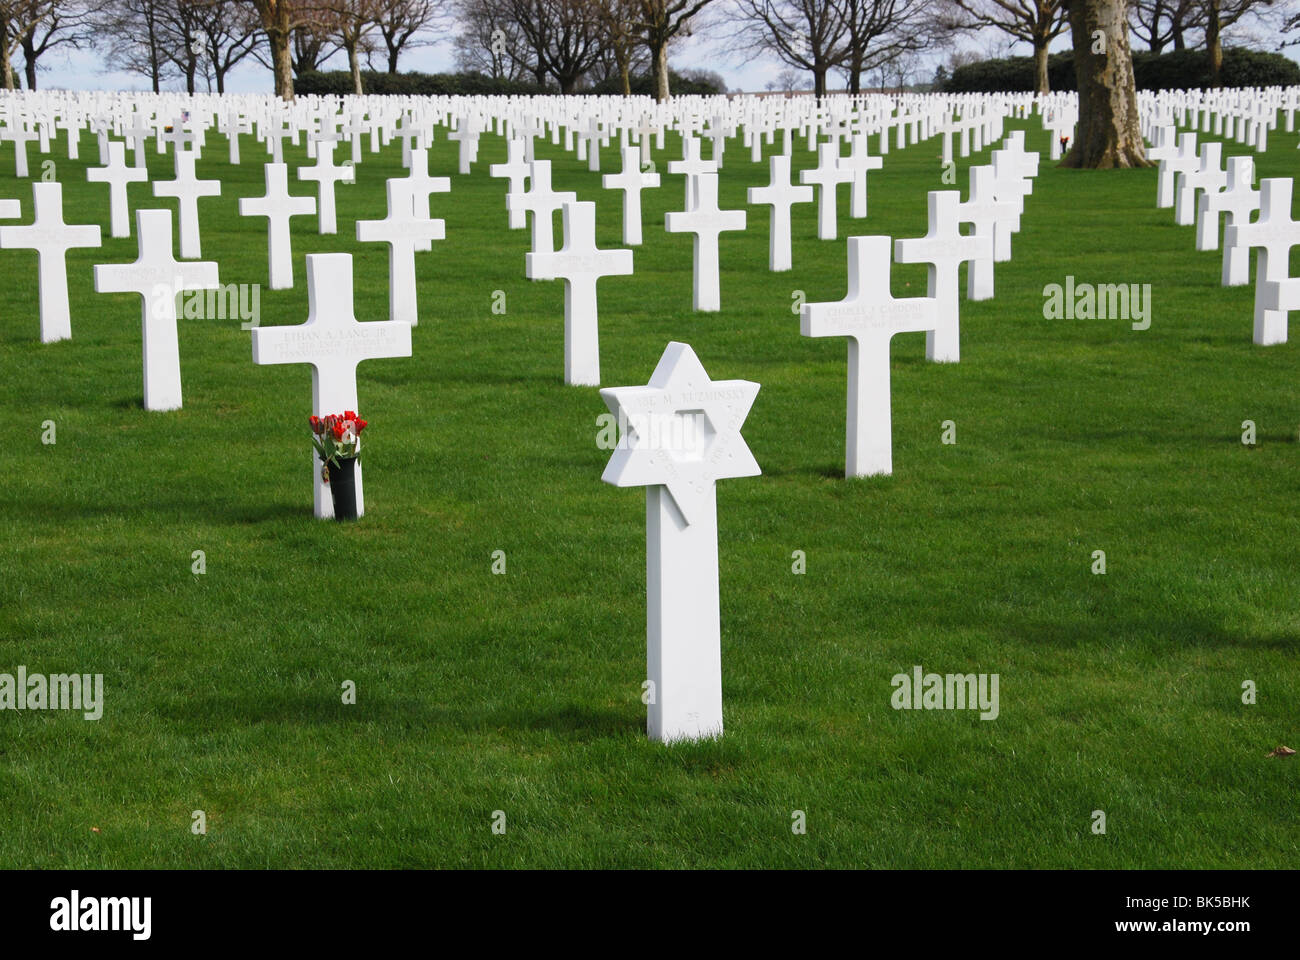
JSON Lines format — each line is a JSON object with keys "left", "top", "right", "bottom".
{"left": 155, "top": 0, "right": 209, "bottom": 92}
{"left": 496, "top": 0, "right": 604, "bottom": 92}
{"left": 1129, "top": 0, "right": 1202, "bottom": 52}
{"left": 93, "top": 0, "right": 175, "bottom": 91}
{"left": 590, "top": 0, "right": 641, "bottom": 93}
{"left": 454, "top": 0, "right": 531, "bottom": 79}
{"left": 289, "top": 19, "right": 337, "bottom": 71}
{"left": 628, "top": 0, "right": 715, "bottom": 100}
{"left": 1060, "top": 0, "right": 1148, "bottom": 167}
{"left": 1, "top": 0, "right": 47, "bottom": 88}
{"left": 1200, "top": 0, "right": 1273, "bottom": 87}
{"left": 19, "top": 0, "right": 95, "bottom": 90}
{"left": 939, "top": 0, "right": 1066, "bottom": 93}
{"left": 320, "top": 0, "right": 380, "bottom": 93}
{"left": 191, "top": 0, "right": 261, "bottom": 92}
{"left": 866, "top": 46, "right": 915, "bottom": 88}
{"left": 774, "top": 64, "right": 805, "bottom": 88}
{"left": 839, "top": 0, "right": 943, "bottom": 94}
{"left": 239, "top": 0, "right": 324, "bottom": 98}
{"left": 730, "top": 0, "right": 847, "bottom": 99}
{"left": 374, "top": 0, "right": 442, "bottom": 72}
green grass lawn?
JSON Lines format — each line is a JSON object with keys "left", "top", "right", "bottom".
{"left": 0, "top": 108, "right": 1297, "bottom": 868}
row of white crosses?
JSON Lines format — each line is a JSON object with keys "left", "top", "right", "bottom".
{"left": 1229, "top": 179, "right": 1300, "bottom": 346}
{"left": 1144, "top": 122, "right": 1300, "bottom": 346}
{"left": 797, "top": 131, "right": 1034, "bottom": 479}
{"left": 503, "top": 126, "right": 888, "bottom": 340}
{"left": 494, "top": 113, "right": 1040, "bottom": 399}
{"left": 15, "top": 86, "right": 1299, "bottom": 193}
{"left": 1139, "top": 88, "right": 1279, "bottom": 154}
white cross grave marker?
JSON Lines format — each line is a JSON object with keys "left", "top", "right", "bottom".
{"left": 3, "top": 121, "right": 36, "bottom": 178}
{"left": 894, "top": 191, "right": 991, "bottom": 363}
{"left": 801, "top": 236, "right": 940, "bottom": 477}
{"left": 800, "top": 142, "right": 855, "bottom": 240}
{"left": 602, "top": 145, "right": 660, "bottom": 246}
{"left": 842, "top": 133, "right": 883, "bottom": 218}
{"left": 239, "top": 162, "right": 316, "bottom": 290}
{"left": 86, "top": 141, "right": 149, "bottom": 239}
{"left": 525, "top": 200, "right": 633, "bottom": 386}
{"left": 490, "top": 139, "right": 530, "bottom": 229}
{"left": 0, "top": 182, "right": 102, "bottom": 343}
{"left": 1225, "top": 178, "right": 1300, "bottom": 346}
{"left": 747, "top": 154, "right": 813, "bottom": 272}
{"left": 508, "top": 160, "right": 576, "bottom": 258}
{"left": 956, "top": 165, "right": 1014, "bottom": 301}
{"left": 152, "top": 149, "right": 221, "bottom": 259}
{"left": 251, "top": 253, "right": 412, "bottom": 519}
{"left": 297, "top": 140, "right": 355, "bottom": 235}
{"left": 664, "top": 173, "right": 746, "bottom": 312}
{"left": 94, "top": 208, "right": 219, "bottom": 411}
{"left": 356, "top": 178, "right": 445, "bottom": 326}
{"left": 667, "top": 136, "right": 716, "bottom": 210}
{"left": 1175, "top": 142, "right": 1224, "bottom": 227}
{"left": 397, "top": 147, "right": 450, "bottom": 252}
{"left": 1200, "top": 156, "right": 1259, "bottom": 287}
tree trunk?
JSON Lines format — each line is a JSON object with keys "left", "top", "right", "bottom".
{"left": 1061, "top": 0, "right": 1150, "bottom": 168}
{"left": 1033, "top": 36, "right": 1050, "bottom": 94}
{"left": 1, "top": 43, "right": 13, "bottom": 91}
{"left": 186, "top": 56, "right": 197, "bottom": 94}
{"left": 270, "top": 28, "right": 295, "bottom": 100}
{"left": 387, "top": 44, "right": 399, "bottom": 73}
{"left": 615, "top": 42, "right": 630, "bottom": 96}
{"left": 22, "top": 36, "right": 37, "bottom": 90}
{"left": 848, "top": 51, "right": 862, "bottom": 94}
{"left": 1205, "top": 1, "right": 1222, "bottom": 88}
{"left": 216, "top": 65, "right": 226, "bottom": 94}
{"left": 147, "top": 13, "right": 162, "bottom": 94}
{"left": 1172, "top": 25, "right": 1184, "bottom": 50}
{"left": 347, "top": 39, "right": 363, "bottom": 94}
{"left": 653, "top": 40, "right": 669, "bottom": 101}
{"left": 813, "top": 65, "right": 826, "bottom": 101}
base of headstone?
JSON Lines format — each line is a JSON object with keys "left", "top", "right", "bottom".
{"left": 646, "top": 486, "right": 724, "bottom": 743}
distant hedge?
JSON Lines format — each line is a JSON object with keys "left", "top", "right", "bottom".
{"left": 293, "top": 71, "right": 549, "bottom": 97}
{"left": 584, "top": 70, "right": 726, "bottom": 96}
{"left": 294, "top": 68, "right": 726, "bottom": 98}
{"left": 945, "top": 47, "right": 1300, "bottom": 93}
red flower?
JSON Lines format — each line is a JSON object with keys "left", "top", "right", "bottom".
{"left": 332, "top": 422, "right": 346, "bottom": 439}
{"left": 356, "top": 419, "right": 367, "bottom": 432}
{"left": 344, "top": 410, "right": 357, "bottom": 421}
{"left": 310, "top": 415, "right": 323, "bottom": 435}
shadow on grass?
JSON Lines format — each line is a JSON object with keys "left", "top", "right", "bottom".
{"left": 1, "top": 495, "right": 307, "bottom": 527}
{"left": 153, "top": 692, "right": 636, "bottom": 741}
{"left": 760, "top": 463, "right": 901, "bottom": 484}
{"left": 987, "top": 604, "right": 1300, "bottom": 653}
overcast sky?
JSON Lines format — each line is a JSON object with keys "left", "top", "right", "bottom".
{"left": 22, "top": 13, "right": 1300, "bottom": 97}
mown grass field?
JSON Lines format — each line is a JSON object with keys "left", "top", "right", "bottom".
{"left": 0, "top": 104, "right": 1297, "bottom": 868}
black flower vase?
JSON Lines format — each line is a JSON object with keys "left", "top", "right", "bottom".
{"left": 326, "top": 456, "right": 359, "bottom": 522}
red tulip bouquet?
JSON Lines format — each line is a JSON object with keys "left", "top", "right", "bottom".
{"left": 310, "top": 411, "right": 368, "bottom": 483}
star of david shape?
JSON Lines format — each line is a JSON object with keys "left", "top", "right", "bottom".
{"left": 600, "top": 342, "right": 760, "bottom": 526}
